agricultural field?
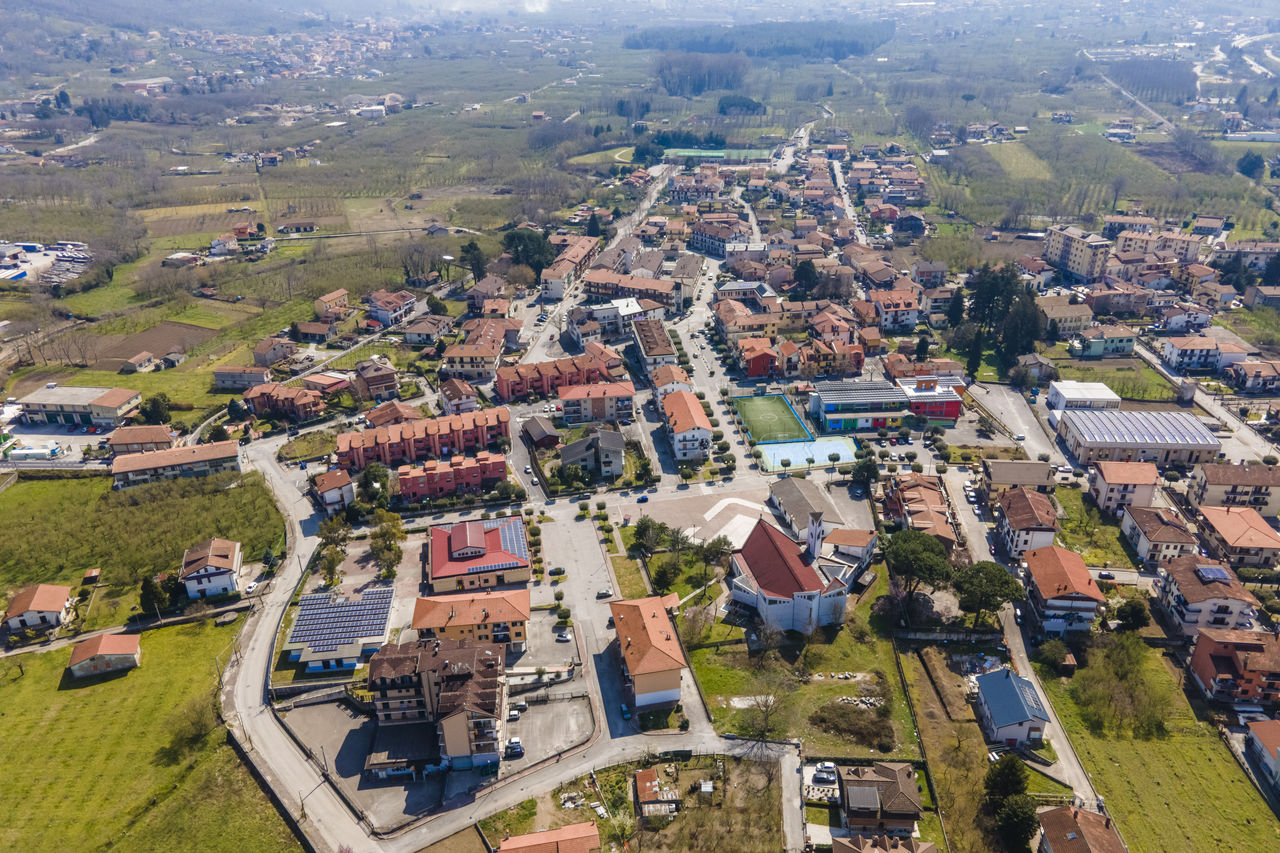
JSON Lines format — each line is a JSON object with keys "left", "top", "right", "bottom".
{"left": 983, "top": 141, "right": 1053, "bottom": 181}
{"left": 0, "top": 618, "right": 299, "bottom": 853}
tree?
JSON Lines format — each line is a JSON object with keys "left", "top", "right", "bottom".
{"left": 994, "top": 794, "right": 1039, "bottom": 851}
{"left": 651, "top": 557, "right": 680, "bottom": 593}
{"left": 633, "top": 515, "right": 667, "bottom": 557}
{"left": 954, "top": 561, "right": 1025, "bottom": 626}
{"left": 780, "top": 458, "right": 792, "bottom": 476}
{"left": 745, "top": 670, "right": 788, "bottom": 737}
{"left": 914, "top": 335, "right": 931, "bottom": 362}
{"left": 369, "top": 509, "right": 406, "bottom": 576}
{"left": 140, "top": 576, "right": 166, "bottom": 616}
{"left": 947, "top": 289, "right": 966, "bottom": 327}
{"left": 983, "top": 753, "right": 1027, "bottom": 810}
{"left": 1109, "top": 174, "right": 1129, "bottom": 210}
{"left": 502, "top": 229, "right": 556, "bottom": 280}
{"left": 586, "top": 213, "right": 602, "bottom": 238}
{"left": 1116, "top": 598, "right": 1151, "bottom": 631}
{"left": 1263, "top": 253, "right": 1280, "bottom": 287}
{"left": 226, "top": 398, "right": 247, "bottom": 421}
{"left": 459, "top": 241, "right": 487, "bottom": 283}
{"left": 698, "top": 535, "right": 732, "bottom": 569}
{"left": 966, "top": 329, "right": 984, "bottom": 377}
{"left": 318, "top": 515, "right": 352, "bottom": 553}
{"left": 140, "top": 393, "right": 171, "bottom": 425}
{"left": 208, "top": 424, "right": 229, "bottom": 442}
{"left": 1038, "top": 638, "right": 1069, "bottom": 668}
{"left": 666, "top": 526, "right": 692, "bottom": 566}
{"left": 1239, "top": 150, "right": 1266, "bottom": 181}
{"left": 358, "top": 463, "right": 389, "bottom": 503}
{"left": 794, "top": 260, "right": 819, "bottom": 296}
{"left": 884, "top": 529, "right": 951, "bottom": 615}
{"left": 318, "top": 545, "right": 344, "bottom": 586}
{"left": 852, "top": 455, "right": 880, "bottom": 486}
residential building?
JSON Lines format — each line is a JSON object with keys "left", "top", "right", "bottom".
{"left": 67, "top": 634, "right": 141, "bottom": 679}
{"left": 336, "top": 409, "right": 511, "bottom": 470}
{"left": 314, "top": 288, "right": 349, "bottom": 317}
{"left": 243, "top": 382, "right": 326, "bottom": 421}
{"left": 1046, "top": 380, "right": 1122, "bottom": 412}
{"left": 397, "top": 453, "right": 506, "bottom": 501}
{"left": 403, "top": 315, "right": 454, "bottom": 346}
{"left": 1023, "top": 546, "right": 1105, "bottom": 635}
{"left": 440, "top": 341, "right": 501, "bottom": 383}
{"left": 498, "top": 822, "right": 600, "bottom": 853}
{"left": 632, "top": 319, "right": 677, "bottom": 375}
{"left": 728, "top": 519, "right": 856, "bottom": 633}
{"left": 180, "top": 538, "right": 241, "bottom": 599}
{"left": 412, "top": 589, "right": 530, "bottom": 651}
{"left": 1089, "top": 461, "right": 1159, "bottom": 516}
{"left": 495, "top": 343, "right": 626, "bottom": 402}
{"left": 365, "top": 289, "right": 417, "bottom": 326}
{"left": 365, "top": 401, "right": 424, "bottom": 429}
{"left": 367, "top": 639, "right": 505, "bottom": 768}
{"left": 581, "top": 269, "right": 680, "bottom": 314}
{"left": 1056, "top": 409, "right": 1221, "bottom": 466}
{"left": 559, "top": 382, "right": 635, "bottom": 424}
{"left": 311, "top": 469, "right": 355, "bottom": 515}
{"left": 1037, "top": 298, "right": 1096, "bottom": 337}
{"left": 302, "top": 372, "right": 350, "bottom": 394}
{"left": 690, "top": 221, "right": 733, "bottom": 257}
{"left": 1246, "top": 720, "right": 1280, "bottom": 793}
{"left": 1121, "top": 506, "right": 1198, "bottom": 568}
{"left": 882, "top": 354, "right": 965, "bottom": 386}
{"left": 1043, "top": 225, "right": 1112, "bottom": 281}
{"left": 1245, "top": 284, "right": 1280, "bottom": 308}
{"left": 522, "top": 416, "right": 560, "bottom": 450}
{"left": 1156, "top": 555, "right": 1261, "bottom": 638}
{"left": 1188, "top": 627, "right": 1280, "bottom": 703}
{"left": 883, "top": 473, "right": 957, "bottom": 548}
{"left": 1225, "top": 360, "right": 1280, "bottom": 394}
{"left": 213, "top": 365, "right": 272, "bottom": 391}
{"left": 911, "top": 259, "right": 948, "bottom": 287}
{"left": 979, "top": 460, "right": 1055, "bottom": 499}
{"left": 1016, "top": 352, "right": 1056, "bottom": 382}
{"left": 974, "top": 668, "right": 1049, "bottom": 747}
{"left": 296, "top": 321, "right": 337, "bottom": 343}
{"left": 1102, "top": 213, "right": 1158, "bottom": 238}
{"left": 1161, "top": 336, "right": 1249, "bottom": 373}
{"left": 1159, "top": 303, "right": 1214, "bottom": 334}
{"left": 833, "top": 839, "right": 935, "bottom": 853}
{"left": 111, "top": 441, "right": 241, "bottom": 488}
{"left": 18, "top": 385, "right": 141, "bottom": 427}
{"left": 1197, "top": 505, "right": 1280, "bottom": 568}
{"left": 560, "top": 430, "right": 626, "bottom": 480}
{"left": 120, "top": 351, "right": 154, "bottom": 374}
{"left": 867, "top": 289, "right": 920, "bottom": 331}
{"left": 895, "top": 376, "right": 963, "bottom": 425}
{"left": 839, "top": 763, "right": 923, "bottom": 838}
{"left": 995, "top": 487, "right": 1059, "bottom": 558}
{"left": 425, "top": 517, "right": 531, "bottom": 593}
{"left": 105, "top": 425, "right": 176, "bottom": 455}
{"left": 769, "top": 476, "right": 840, "bottom": 540}
{"left": 3, "top": 584, "right": 73, "bottom": 632}
{"left": 1189, "top": 462, "right": 1280, "bottom": 517}
{"left": 352, "top": 357, "right": 400, "bottom": 402}
{"left": 439, "top": 378, "right": 479, "bottom": 415}
{"left": 651, "top": 364, "right": 693, "bottom": 402}
{"left": 540, "top": 258, "right": 575, "bottom": 301}
{"left": 662, "top": 390, "right": 712, "bottom": 462}
{"left": 468, "top": 275, "right": 506, "bottom": 312}
{"left": 610, "top": 594, "right": 685, "bottom": 708}
{"left": 253, "top": 336, "right": 296, "bottom": 367}
{"left": 1069, "top": 323, "right": 1138, "bottom": 359}
{"left": 1037, "top": 806, "right": 1127, "bottom": 853}
{"left": 635, "top": 766, "right": 681, "bottom": 819}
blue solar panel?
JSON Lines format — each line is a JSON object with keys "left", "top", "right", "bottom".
{"left": 287, "top": 586, "right": 393, "bottom": 655}
{"left": 1195, "top": 565, "right": 1232, "bottom": 583}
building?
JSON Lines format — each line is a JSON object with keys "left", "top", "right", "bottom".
{"left": 111, "top": 441, "right": 241, "bottom": 488}
{"left": 1121, "top": 506, "right": 1198, "bottom": 568}
{"left": 1037, "top": 299, "right": 1096, "bottom": 337}
{"left": 105, "top": 425, "right": 176, "bottom": 455}
{"left": 522, "top": 415, "right": 560, "bottom": 450}
{"left": 1043, "top": 225, "right": 1111, "bottom": 281}
{"left": 352, "top": 357, "right": 400, "bottom": 402}
{"left": 883, "top": 473, "right": 957, "bottom": 548}
{"left": 425, "top": 517, "right": 531, "bottom": 593}
{"left": 311, "top": 470, "right": 355, "bottom": 515}
{"left": 440, "top": 342, "right": 501, "bottom": 383}
{"left": 1088, "top": 461, "right": 1159, "bottom": 516}
{"left": 397, "top": 453, "right": 506, "bottom": 501}
{"left": 336, "top": 409, "right": 511, "bottom": 470}
{"left": 1156, "top": 556, "right": 1261, "bottom": 638}
{"left": 824, "top": 529, "right": 879, "bottom": 569}
{"left": 632, "top": 319, "right": 677, "bottom": 375}
{"left": 495, "top": 343, "right": 626, "bottom": 402}
{"left": 3, "top": 584, "right": 72, "bottom": 633}
{"left": 213, "top": 365, "right": 272, "bottom": 392}
{"left": 581, "top": 269, "right": 681, "bottom": 314}
{"left": 365, "top": 400, "right": 424, "bottom": 429}
{"left": 403, "top": 315, "right": 454, "bottom": 346}
{"left": 180, "top": 538, "right": 241, "bottom": 599}
{"left": 313, "top": 288, "right": 349, "bottom": 317}
{"left": 18, "top": 385, "right": 141, "bottom": 427}
{"left": 439, "top": 379, "right": 479, "bottom": 416}
{"left": 1188, "top": 628, "right": 1280, "bottom": 703}
{"left": 895, "top": 376, "right": 963, "bottom": 425}
{"left": 1246, "top": 720, "right": 1280, "bottom": 794}
{"left": 1045, "top": 380, "right": 1121, "bottom": 412}
{"left": 867, "top": 289, "right": 920, "bottom": 331}
{"left": 995, "top": 487, "right": 1059, "bottom": 559}
{"left": 610, "top": 594, "right": 686, "bottom": 708}
{"left": 1197, "top": 506, "right": 1280, "bottom": 568}
{"left": 769, "top": 476, "right": 840, "bottom": 540}
{"left": 365, "top": 289, "right": 417, "bottom": 326}
{"left": 120, "top": 351, "right": 154, "bottom": 374}
{"left": 727, "top": 519, "right": 854, "bottom": 633}
{"left": 367, "top": 639, "right": 505, "bottom": 768}
{"left": 67, "top": 634, "right": 141, "bottom": 679}
{"left": 253, "top": 336, "right": 296, "bottom": 367}
{"left": 839, "top": 763, "right": 923, "bottom": 838}
{"left": 1056, "top": 409, "right": 1221, "bottom": 466}
{"left": 1189, "top": 462, "right": 1280, "bottom": 517}
{"left": 1225, "top": 360, "right": 1280, "bottom": 394}
{"left": 651, "top": 364, "right": 693, "bottom": 401}
{"left": 979, "top": 460, "right": 1055, "bottom": 499}
{"left": 498, "top": 822, "right": 601, "bottom": 853}
{"left": 559, "top": 382, "right": 635, "bottom": 424}
{"left": 302, "top": 372, "right": 350, "bottom": 395}
{"left": 635, "top": 766, "right": 681, "bottom": 819}
{"left": 974, "top": 668, "right": 1049, "bottom": 747}
{"left": 243, "top": 383, "right": 326, "bottom": 421}
{"left": 561, "top": 430, "right": 626, "bottom": 480}
{"left": 807, "top": 380, "right": 907, "bottom": 431}
{"left": 834, "top": 839, "right": 935, "bottom": 853}
{"left": 296, "top": 321, "right": 336, "bottom": 343}
{"left": 662, "top": 390, "right": 712, "bottom": 462}
{"left": 1037, "top": 806, "right": 1127, "bottom": 853}
{"left": 412, "top": 589, "right": 531, "bottom": 651}
{"left": 1023, "top": 546, "right": 1105, "bottom": 635}
{"left": 1161, "top": 336, "right": 1249, "bottom": 373}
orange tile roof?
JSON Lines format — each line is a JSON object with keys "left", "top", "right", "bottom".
{"left": 110, "top": 440, "right": 239, "bottom": 474}
{"left": 498, "top": 821, "right": 600, "bottom": 853}
{"left": 412, "top": 589, "right": 531, "bottom": 630}
{"left": 1025, "top": 546, "right": 1105, "bottom": 603}
{"left": 609, "top": 595, "right": 685, "bottom": 676}
{"left": 69, "top": 633, "right": 140, "bottom": 667}
{"left": 3, "top": 584, "right": 71, "bottom": 621}
{"left": 826, "top": 528, "right": 876, "bottom": 548}
{"left": 651, "top": 364, "right": 690, "bottom": 387}
{"left": 1199, "top": 506, "right": 1280, "bottom": 550}
{"left": 662, "top": 390, "right": 712, "bottom": 435}
{"left": 1093, "top": 461, "right": 1158, "bottom": 486}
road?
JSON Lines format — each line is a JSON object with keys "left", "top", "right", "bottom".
{"left": 965, "top": 382, "right": 1065, "bottom": 466}
{"left": 1096, "top": 72, "right": 1176, "bottom": 133}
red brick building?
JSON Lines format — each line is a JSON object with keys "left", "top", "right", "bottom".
{"left": 335, "top": 408, "right": 511, "bottom": 470}
{"left": 397, "top": 452, "right": 506, "bottom": 501}
{"left": 1189, "top": 627, "right": 1280, "bottom": 703}
{"left": 494, "top": 342, "right": 625, "bottom": 402}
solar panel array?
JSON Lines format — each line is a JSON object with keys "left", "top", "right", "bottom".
{"left": 1195, "top": 564, "right": 1233, "bottom": 584}
{"left": 288, "top": 587, "right": 394, "bottom": 654}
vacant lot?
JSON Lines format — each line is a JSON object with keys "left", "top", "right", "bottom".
{"left": 0, "top": 618, "right": 299, "bottom": 852}
{"left": 1055, "top": 486, "right": 1138, "bottom": 570}
{"left": 1051, "top": 356, "right": 1174, "bottom": 401}
{"left": 734, "top": 395, "right": 812, "bottom": 443}
{"left": 985, "top": 142, "right": 1053, "bottom": 180}
{"left": 1039, "top": 653, "right": 1280, "bottom": 853}
{"left": 96, "top": 320, "right": 221, "bottom": 368}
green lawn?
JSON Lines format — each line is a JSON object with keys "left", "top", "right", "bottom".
{"left": 278, "top": 431, "right": 337, "bottom": 462}
{"left": 1215, "top": 307, "right": 1280, "bottom": 353}
{"left": 1051, "top": 357, "right": 1175, "bottom": 401}
{"left": 1039, "top": 656, "right": 1280, "bottom": 853}
{"left": 0, "top": 618, "right": 299, "bottom": 852}
{"left": 609, "top": 555, "right": 649, "bottom": 600}
{"left": 1054, "top": 486, "right": 1138, "bottom": 570}
{"left": 985, "top": 141, "right": 1053, "bottom": 180}
{"left": 734, "top": 395, "right": 812, "bottom": 443}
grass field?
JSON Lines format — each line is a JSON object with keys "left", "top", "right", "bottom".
{"left": 567, "top": 146, "right": 635, "bottom": 165}
{"left": 985, "top": 142, "right": 1053, "bottom": 180}
{"left": 0, "top": 618, "right": 299, "bottom": 852}
{"left": 1039, "top": 654, "right": 1280, "bottom": 853}
{"left": 734, "top": 395, "right": 812, "bottom": 443}
{"left": 1051, "top": 357, "right": 1175, "bottom": 401}
{"left": 1054, "top": 486, "right": 1138, "bottom": 570}
{"left": 609, "top": 554, "right": 649, "bottom": 600}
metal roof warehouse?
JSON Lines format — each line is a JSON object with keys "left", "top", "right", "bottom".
{"left": 1056, "top": 409, "right": 1221, "bottom": 466}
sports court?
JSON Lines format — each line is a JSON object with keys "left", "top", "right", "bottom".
{"left": 735, "top": 395, "right": 813, "bottom": 444}
{"left": 756, "top": 436, "right": 860, "bottom": 473}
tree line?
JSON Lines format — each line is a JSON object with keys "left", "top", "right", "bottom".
{"left": 624, "top": 21, "right": 894, "bottom": 60}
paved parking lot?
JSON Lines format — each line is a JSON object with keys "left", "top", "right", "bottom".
{"left": 1, "top": 419, "right": 99, "bottom": 462}
{"left": 498, "top": 696, "right": 593, "bottom": 777}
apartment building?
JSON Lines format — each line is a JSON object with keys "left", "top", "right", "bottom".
{"left": 1043, "top": 225, "right": 1112, "bottom": 281}
{"left": 1088, "top": 461, "right": 1158, "bottom": 516}
{"left": 335, "top": 408, "right": 511, "bottom": 470}
{"left": 1189, "top": 463, "right": 1280, "bottom": 517}
{"left": 1156, "top": 556, "right": 1261, "bottom": 638}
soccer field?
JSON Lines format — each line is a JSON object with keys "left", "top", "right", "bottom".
{"left": 735, "top": 395, "right": 813, "bottom": 443}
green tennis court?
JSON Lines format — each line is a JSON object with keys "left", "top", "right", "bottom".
{"left": 735, "top": 395, "right": 813, "bottom": 444}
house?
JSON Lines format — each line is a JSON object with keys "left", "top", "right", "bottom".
{"left": 365, "top": 401, "right": 425, "bottom": 429}
{"left": 1197, "top": 505, "right": 1280, "bottom": 568}
{"left": 911, "top": 259, "right": 948, "bottom": 288}
{"left": 521, "top": 415, "right": 560, "bottom": 450}
{"left": 441, "top": 341, "right": 502, "bottom": 383}
{"left": 312, "top": 470, "right": 355, "bottom": 515}
{"left": 651, "top": 364, "right": 693, "bottom": 401}
{"left": 365, "top": 289, "right": 417, "bottom": 326}
{"left": 727, "top": 519, "right": 854, "bottom": 633}
{"left": 1225, "top": 360, "right": 1280, "bottom": 394}
{"left": 352, "top": 357, "right": 400, "bottom": 402}
{"left": 1160, "top": 304, "right": 1214, "bottom": 334}
{"left": 559, "top": 382, "right": 635, "bottom": 424}
{"left": 769, "top": 476, "right": 840, "bottom": 540}
{"left": 1246, "top": 720, "right": 1280, "bottom": 793}
{"left": 1161, "top": 336, "right": 1249, "bottom": 373}
{"left": 425, "top": 517, "right": 531, "bottom": 593}
{"left": 498, "top": 822, "right": 601, "bottom": 853}
{"left": 995, "top": 487, "right": 1059, "bottom": 559}
{"left": 439, "top": 378, "right": 479, "bottom": 416}
{"left": 561, "top": 430, "right": 626, "bottom": 480}
{"left": 120, "top": 351, "right": 154, "bottom": 374}
{"left": 1089, "top": 461, "right": 1158, "bottom": 516}
{"left": 179, "top": 538, "right": 241, "bottom": 599}
{"left": 635, "top": 766, "right": 681, "bottom": 819}
{"left": 111, "top": 441, "right": 241, "bottom": 488}
{"left": 213, "top": 365, "right": 272, "bottom": 392}
{"left": 1023, "top": 546, "right": 1105, "bottom": 635}
{"left": 882, "top": 473, "right": 957, "bottom": 548}
{"left": 67, "top": 634, "right": 141, "bottom": 679}
{"left": 243, "top": 383, "right": 326, "bottom": 421}
{"left": 662, "top": 390, "right": 712, "bottom": 462}
{"left": 18, "top": 385, "right": 141, "bottom": 428}
{"left": 495, "top": 344, "right": 626, "bottom": 402}
{"left": 1245, "top": 284, "right": 1280, "bottom": 308}
{"left": 980, "top": 460, "right": 1055, "bottom": 499}
{"left": 867, "top": 289, "right": 920, "bottom": 331}
{"left": 295, "top": 321, "right": 336, "bottom": 343}
{"left": 302, "top": 372, "right": 350, "bottom": 395}
{"left": 839, "top": 763, "right": 923, "bottom": 838}
{"left": 1016, "top": 353, "right": 1056, "bottom": 382}
{"left": 1069, "top": 324, "right": 1137, "bottom": 359}
{"left": 833, "top": 839, "right": 935, "bottom": 853}
{"left": 974, "top": 668, "right": 1049, "bottom": 747}
{"left": 397, "top": 453, "right": 506, "bottom": 501}
{"left": 1188, "top": 627, "right": 1280, "bottom": 703}
{"left": 106, "top": 425, "right": 176, "bottom": 455}
{"left": 403, "top": 314, "right": 454, "bottom": 346}
{"left": 1056, "top": 409, "right": 1221, "bottom": 466}
{"left": 1037, "top": 806, "right": 1127, "bottom": 853}
{"left": 1156, "top": 555, "right": 1261, "bottom": 638}
{"left": 632, "top": 318, "right": 677, "bottom": 375}
{"left": 467, "top": 275, "right": 507, "bottom": 312}
{"left": 314, "top": 288, "right": 349, "bottom": 317}
{"left": 610, "top": 594, "right": 685, "bottom": 708}
{"left": 1189, "top": 462, "right": 1280, "bottom": 517}
{"left": 1121, "top": 506, "right": 1198, "bottom": 568}
{"left": 1037, "top": 299, "right": 1095, "bottom": 337}
{"left": 412, "top": 589, "right": 530, "bottom": 651}
{"left": 824, "top": 529, "right": 878, "bottom": 569}
{"left": 366, "top": 639, "right": 505, "bottom": 769}
{"left": 3, "top": 584, "right": 73, "bottom": 633}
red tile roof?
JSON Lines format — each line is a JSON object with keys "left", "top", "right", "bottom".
{"left": 429, "top": 517, "right": 529, "bottom": 580}
{"left": 733, "top": 520, "right": 823, "bottom": 598}
{"left": 69, "top": 633, "right": 140, "bottom": 667}
{"left": 1025, "top": 546, "right": 1105, "bottom": 603}
{"left": 609, "top": 595, "right": 684, "bottom": 676}
{"left": 3, "top": 584, "right": 71, "bottom": 621}
{"left": 313, "top": 470, "right": 352, "bottom": 495}
{"left": 498, "top": 821, "right": 600, "bottom": 853}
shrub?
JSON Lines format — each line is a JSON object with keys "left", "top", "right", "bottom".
{"left": 1265, "top": 455, "right": 1279, "bottom": 466}
{"left": 557, "top": 606, "right": 571, "bottom": 620}
{"left": 712, "top": 430, "right": 724, "bottom": 441}
{"left": 578, "top": 502, "right": 589, "bottom": 512}
{"left": 555, "top": 590, "right": 565, "bottom": 602}
{"left": 1037, "top": 638, "right": 1069, "bottom": 668}
{"left": 936, "top": 462, "right": 948, "bottom": 473}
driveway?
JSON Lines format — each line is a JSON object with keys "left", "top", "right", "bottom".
{"left": 967, "top": 382, "right": 1064, "bottom": 465}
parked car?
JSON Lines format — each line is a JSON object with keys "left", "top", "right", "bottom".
{"left": 1098, "top": 571, "right": 1115, "bottom": 580}
{"left": 637, "top": 494, "right": 649, "bottom": 503}
{"left": 508, "top": 709, "right": 521, "bottom": 722}
{"left": 549, "top": 566, "right": 566, "bottom": 576}
{"left": 620, "top": 703, "right": 631, "bottom": 720}
{"left": 597, "top": 588, "right": 613, "bottom": 598}
{"left": 245, "top": 582, "right": 258, "bottom": 594}
{"left": 505, "top": 738, "right": 524, "bottom": 758}
{"left": 555, "top": 630, "right": 573, "bottom": 643}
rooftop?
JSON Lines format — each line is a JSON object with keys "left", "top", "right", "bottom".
{"left": 976, "top": 668, "right": 1049, "bottom": 729}
{"left": 997, "top": 487, "right": 1058, "bottom": 531}
{"left": 770, "top": 476, "right": 840, "bottom": 527}
{"left": 3, "top": 584, "right": 71, "bottom": 621}
{"left": 1059, "top": 409, "right": 1220, "bottom": 450}
{"left": 412, "top": 589, "right": 531, "bottom": 630}
{"left": 1162, "top": 555, "right": 1258, "bottom": 605}
{"left": 1197, "top": 462, "right": 1280, "bottom": 487}
{"left": 1025, "top": 545, "right": 1105, "bottom": 603}
{"left": 1093, "top": 460, "right": 1159, "bottom": 486}
{"left": 111, "top": 440, "right": 240, "bottom": 474}
{"left": 733, "top": 519, "right": 825, "bottom": 599}
{"left": 429, "top": 517, "right": 530, "bottom": 580}
{"left": 1049, "top": 380, "right": 1122, "bottom": 403}
{"left": 1199, "top": 506, "right": 1280, "bottom": 550}
{"left": 68, "top": 633, "right": 140, "bottom": 667}
{"left": 811, "top": 380, "right": 908, "bottom": 406}
{"left": 610, "top": 594, "right": 685, "bottom": 676}
{"left": 1124, "top": 506, "right": 1196, "bottom": 545}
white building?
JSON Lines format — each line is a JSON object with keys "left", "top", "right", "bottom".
{"left": 1161, "top": 336, "right": 1249, "bottom": 373}
{"left": 662, "top": 390, "right": 712, "bottom": 462}
{"left": 1056, "top": 409, "right": 1221, "bottom": 466}
{"left": 1156, "top": 555, "right": 1262, "bottom": 638}
{"left": 1024, "top": 546, "right": 1105, "bottom": 635}
{"left": 1045, "top": 380, "right": 1121, "bottom": 412}
{"left": 3, "top": 584, "right": 73, "bottom": 633}
{"left": 180, "top": 538, "right": 242, "bottom": 599}
{"left": 727, "top": 519, "right": 854, "bottom": 633}
{"left": 1089, "top": 461, "right": 1159, "bottom": 516}
{"left": 995, "top": 487, "right": 1059, "bottom": 559}
{"left": 1120, "top": 506, "right": 1198, "bottom": 568}
{"left": 1247, "top": 720, "right": 1280, "bottom": 794}
{"left": 974, "top": 668, "right": 1050, "bottom": 747}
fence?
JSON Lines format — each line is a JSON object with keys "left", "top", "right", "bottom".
{"left": 889, "top": 635, "right": 953, "bottom": 853}
{"left": 0, "top": 470, "right": 16, "bottom": 495}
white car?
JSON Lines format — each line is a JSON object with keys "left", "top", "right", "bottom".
{"left": 524, "top": 465, "right": 532, "bottom": 474}
{"left": 245, "top": 581, "right": 258, "bottom": 594}
{"left": 531, "top": 477, "right": 539, "bottom": 486}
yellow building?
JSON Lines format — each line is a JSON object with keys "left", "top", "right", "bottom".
{"left": 609, "top": 594, "right": 685, "bottom": 708}
{"left": 411, "top": 589, "right": 530, "bottom": 651}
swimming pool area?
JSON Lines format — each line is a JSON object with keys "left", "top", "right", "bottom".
{"left": 755, "top": 436, "right": 861, "bottom": 473}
